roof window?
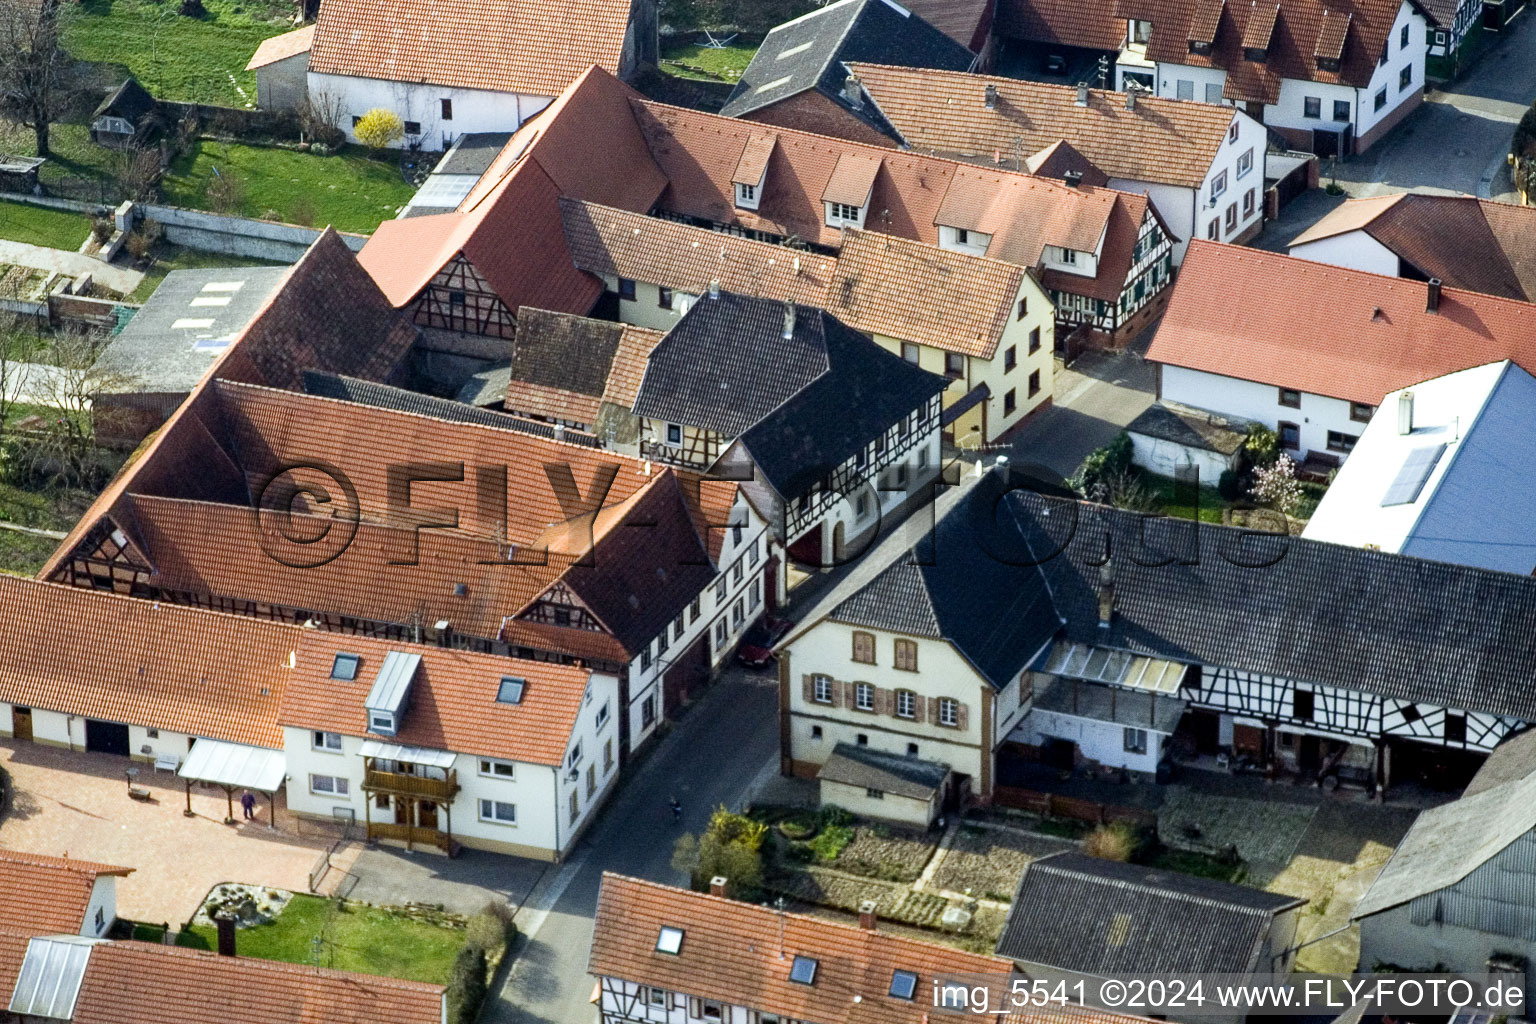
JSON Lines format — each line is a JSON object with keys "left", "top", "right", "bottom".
{"left": 656, "top": 926, "right": 684, "bottom": 954}
{"left": 890, "top": 970, "right": 918, "bottom": 999}
{"left": 331, "top": 653, "right": 360, "bottom": 681}
{"left": 789, "top": 955, "right": 818, "bottom": 985}
{"left": 497, "top": 676, "right": 526, "bottom": 704}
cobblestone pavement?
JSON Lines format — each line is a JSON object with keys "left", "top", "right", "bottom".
{"left": 0, "top": 740, "right": 343, "bottom": 926}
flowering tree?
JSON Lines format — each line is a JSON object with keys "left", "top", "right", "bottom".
{"left": 1248, "top": 453, "right": 1303, "bottom": 515}
{"left": 353, "top": 108, "right": 404, "bottom": 152}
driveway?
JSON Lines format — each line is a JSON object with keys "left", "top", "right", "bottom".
{"left": 338, "top": 844, "right": 548, "bottom": 917}
{"left": 1332, "top": 15, "right": 1536, "bottom": 200}
{"left": 0, "top": 741, "right": 343, "bottom": 926}
{"left": 487, "top": 662, "right": 781, "bottom": 1024}
{"left": 994, "top": 323, "right": 1160, "bottom": 481}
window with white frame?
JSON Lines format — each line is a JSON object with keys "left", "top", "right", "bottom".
{"left": 568, "top": 742, "right": 583, "bottom": 768}
{"left": 666, "top": 423, "right": 683, "bottom": 445}
{"left": 938, "top": 698, "right": 959, "bottom": 726}
{"left": 855, "top": 682, "right": 874, "bottom": 710}
{"left": 732, "top": 559, "right": 744, "bottom": 583}
{"left": 597, "top": 701, "right": 610, "bottom": 728}
{"left": 312, "top": 731, "right": 342, "bottom": 752}
{"left": 826, "top": 201, "right": 863, "bottom": 224}
{"left": 647, "top": 988, "right": 667, "bottom": 1007}
{"left": 1123, "top": 727, "right": 1148, "bottom": 754}
{"left": 310, "top": 773, "right": 348, "bottom": 796}
{"left": 479, "top": 758, "right": 516, "bottom": 779}
{"left": 642, "top": 694, "right": 656, "bottom": 728}
{"left": 732, "top": 599, "right": 745, "bottom": 628}
{"left": 750, "top": 578, "right": 762, "bottom": 609}
{"left": 736, "top": 182, "right": 756, "bottom": 205}
{"left": 1210, "top": 169, "right": 1227, "bottom": 201}
{"left": 896, "top": 690, "right": 916, "bottom": 719}
{"left": 813, "top": 675, "right": 833, "bottom": 703}
{"left": 479, "top": 799, "right": 517, "bottom": 824}
{"left": 1237, "top": 148, "right": 1253, "bottom": 178}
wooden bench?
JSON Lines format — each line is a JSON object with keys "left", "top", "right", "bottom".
{"left": 154, "top": 752, "right": 181, "bottom": 774}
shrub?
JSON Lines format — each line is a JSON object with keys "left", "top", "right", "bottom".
{"left": 90, "top": 218, "right": 113, "bottom": 244}
{"left": 1217, "top": 468, "right": 1240, "bottom": 501}
{"left": 309, "top": 142, "right": 332, "bottom": 157}
{"left": 1082, "top": 822, "right": 1141, "bottom": 862}
{"left": 445, "top": 944, "right": 487, "bottom": 1024}
{"left": 465, "top": 902, "right": 514, "bottom": 953}
{"left": 354, "top": 108, "right": 405, "bottom": 152}
{"left": 777, "top": 813, "right": 817, "bottom": 841}
{"left": 1071, "top": 431, "right": 1133, "bottom": 494}
{"left": 123, "top": 219, "right": 162, "bottom": 262}
{"left": 1242, "top": 423, "right": 1279, "bottom": 467}
{"left": 818, "top": 805, "right": 852, "bottom": 829}
{"left": 1248, "top": 453, "right": 1303, "bottom": 515}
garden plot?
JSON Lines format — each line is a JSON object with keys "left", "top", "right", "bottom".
{"left": 0, "top": 264, "right": 55, "bottom": 303}
{"left": 836, "top": 824, "right": 939, "bottom": 883}
{"left": 930, "top": 824, "right": 1076, "bottom": 901}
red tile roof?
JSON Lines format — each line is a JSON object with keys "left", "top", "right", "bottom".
{"left": 997, "top": 0, "right": 1130, "bottom": 48}
{"left": 1291, "top": 194, "right": 1536, "bottom": 302}
{"left": 850, "top": 62, "right": 1241, "bottom": 190}
{"left": 359, "top": 66, "right": 667, "bottom": 313}
{"left": 902, "top": 0, "right": 996, "bottom": 50}
{"left": 589, "top": 873, "right": 1016, "bottom": 1024}
{"left": 1114, "top": 0, "right": 1423, "bottom": 101}
{"left": 245, "top": 24, "right": 313, "bottom": 70}
{"left": 0, "top": 852, "right": 132, "bottom": 936}
{"left": 76, "top": 938, "right": 443, "bottom": 1024}
{"left": 1146, "top": 241, "right": 1536, "bottom": 403}
{"left": 0, "top": 576, "right": 294, "bottom": 749}
{"left": 307, "top": 0, "right": 635, "bottom": 97}
{"left": 281, "top": 632, "right": 590, "bottom": 765}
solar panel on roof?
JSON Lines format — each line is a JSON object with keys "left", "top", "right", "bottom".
{"left": 1381, "top": 444, "right": 1447, "bottom": 506}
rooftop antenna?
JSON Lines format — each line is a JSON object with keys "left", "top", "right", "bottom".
{"left": 1014, "top": 135, "right": 1023, "bottom": 171}
{"left": 775, "top": 897, "right": 786, "bottom": 959}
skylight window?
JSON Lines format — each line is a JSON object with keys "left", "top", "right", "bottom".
{"left": 497, "top": 677, "right": 526, "bottom": 704}
{"left": 656, "top": 926, "right": 684, "bottom": 954}
{"left": 890, "top": 970, "right": 918, "bottom": 1000}
{"left": 789, "top": 956, "right": 818, "bottom": 985}
{"left": 755, "top": 75, "right": 795, "bottom": 93}
{"left": 330, "top": 653, "right": 360, "bottom": 681}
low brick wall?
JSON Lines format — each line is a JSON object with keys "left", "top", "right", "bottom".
{"left": 993, "top": 785, "right": 1159, "bottom": 828}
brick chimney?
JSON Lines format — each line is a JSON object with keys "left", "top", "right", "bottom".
{"left": 709, "top": 876, "right": 729, "bottom": 897}
{"left": 214, "top": 912, "right": 236, "bottom": 957}
{"left": 858, "top": 900, "right": 878, "bottom": 931}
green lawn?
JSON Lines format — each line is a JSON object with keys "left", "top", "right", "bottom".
{"left": 160, "top": 140, "right": 416, "bottom": 233}
{"left": 0, "top": 200, "right": 91, "bottom": 250}
{"left": 177, "top": 895, "right": 465, "bottom": 984}
{"left": 659, "top": 39, "right": 760, "bottom": 82}
{"left": 128, "top": 241, "right": 288, "bottom": 302}
{"left": 1143, "top": 473, "right": 1226, "bottom": 524}
{"left": 0, "top": 529, "right": 58, "bottom": 576}
{"left": 63, "top": 0, "right": 293, "bottom": 107}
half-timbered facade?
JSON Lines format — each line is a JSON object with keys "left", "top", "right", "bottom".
{"left": 412, "top": 255, "right": 517, "bottom": 339}
{"left": 1046, "top": 206, "right": 1173, "bottom": 347}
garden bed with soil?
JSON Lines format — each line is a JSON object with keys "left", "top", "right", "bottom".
{"left": 930, "top": 825, "right": 1075, "bottom": 901}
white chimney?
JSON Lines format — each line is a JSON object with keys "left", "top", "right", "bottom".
{"left": 1126, "top": 88, "right": 1138, "bottom": 111}
{"left": 1075, "top": 82, "right": 1089, "bottom": 106}
{"left": 782, "top": 303, "right": 796, "bottom": 339}
{"left": 709, "top": 279, "right": 720, "bottom": 299}
{"left": 984, "top": 84, "right": 997, "bottom": 110}
{"left": 1397, "top": 391, "right": 1415, "bottom": 435}
{"left": 843, "top": 73, "right": 863, "bottom": 108}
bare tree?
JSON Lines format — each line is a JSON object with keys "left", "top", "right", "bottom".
{"left": 15, "top": 326, "right": 139, "bottom": 488}
{"left": 0, "top": 0, "right": 72, "bottom": 157}
{"left": 110, "top": 143, "right": 162, "bottom": 202}
{"left": 298, "top": 88, "right": 345, "bottom": 148}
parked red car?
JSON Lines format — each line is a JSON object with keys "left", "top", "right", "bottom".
{"left": 735, "top": 616, "right": 793, "bottom": 668}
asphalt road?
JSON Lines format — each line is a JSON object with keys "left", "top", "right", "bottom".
{"left": 486, "top": 663, "right": 780, "bottom": 1024}
{"left": 1332, "top": 13, "right": 1536, "bottom": 200}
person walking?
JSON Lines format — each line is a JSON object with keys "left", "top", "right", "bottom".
{"left": 240, "top": 791, "right": 256, "bottom": 820}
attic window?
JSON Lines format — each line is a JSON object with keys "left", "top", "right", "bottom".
{"left": 789, "top": 956, "right": 818, "bottom": 985}
{"left": 656, "top": 926, "right": 684, "bottom": 954}
{"left": 890, "top": 971, "right": 918, "bottom": 999}
{"left": 497, "top": 677, "right": 526, "bottom": 704}
{"left": 453, "top": 582, "right": 468, "bottom": 597}
{"left": 331, "top": 653, "right": 360, "bottom": 681}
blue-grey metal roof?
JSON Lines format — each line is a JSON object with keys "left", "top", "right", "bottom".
{"left": 721, "top": 0, "right": 975, "bottom": 120}
{"left": 364, "top": 650, "right": 421, "bottom": 716}
{"left": 9, "top": 935, "right": 102, "bottom": 1020}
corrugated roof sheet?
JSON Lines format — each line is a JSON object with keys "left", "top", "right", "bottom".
{"left": 177, "top": 739, "right": 287, "bottom": 792}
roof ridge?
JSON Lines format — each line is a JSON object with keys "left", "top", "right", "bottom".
{"left": 0, "top": 850, "right": 134, "bottom": 875}
{"left": 0, "top": 572, "right": 304, "bottom": 642}
{"left": 1032, "top": 857, "right": 1292, "bottom": 914}
{"left": 109, "top": 938, "right": 446, "bottom": 990}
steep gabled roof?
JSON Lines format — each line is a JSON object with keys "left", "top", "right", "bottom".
{"left": 901, "top": 0, "right": 996, "bottom": 49}
{"left": 1147, "top": 243, "right": 1536, "bottom": 404}
{"left": 589, "top": 873, "right": 1015, "bottom": 1024}
{"left": 505, "top": 307, "right": 627, "bottom": 424}
{"left": 358, "top": 66, "right": 665, "bottom": 313}
{"left": 721, "top": 0, "right": 974, "bottom": 119}
{"left": 280, "top": 632, "right": 590, "bottom": 765}
{"left": 996, "top": 0, "right": 1130, "bottom": 48}
{"left": 998, "top": 852, "right": 1304, "bottom": 974}
{"left": 308, "top": 0, "right": 636, "bottom": 96}
{"left": 850, "top": 63, "right": 1243, "bottom": 190}
{"left": 0, "top": 852, "right": 133, "bottom": 936}
{"left": 1291, "top": 195, "right": 1536, "bottom": 302}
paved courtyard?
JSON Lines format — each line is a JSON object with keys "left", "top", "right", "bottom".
{"left": 0, "top": 740, "right": 344, "bottom": 926}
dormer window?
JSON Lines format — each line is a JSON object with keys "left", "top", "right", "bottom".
{"left": 827, "top": 201, "right": 865, "bottom": 226}
{"left": 1059, "top": 247, "right": 1078, "bottom": 264}
{"left": 733, "top": 134, "right": 774, "bottom": 211}
{"left": 822, "top": 151, "right": 880, "bottom": 229}
{"left": 1130, "top": 18, "right": 1152, "bottom": 43}
{"left": 1188, "top": 39, "right": 1212, "bottom": 54}
{"left": 363, "top": 650, "right": 420, "bottom": 737}
{"left": 736, "top": 181, "right": 757, "bottom": 206}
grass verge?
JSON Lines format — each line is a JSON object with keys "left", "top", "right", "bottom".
{"left": 176, "top": 895, "right": 465, "bottom": 984}
{"left": 659, "top": 38, "right": 759, "bottom": 82}
{"left": 0, "top": 200, "right": 91, "bottom": 250}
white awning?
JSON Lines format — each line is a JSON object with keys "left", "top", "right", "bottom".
{"left": 1044, "top": 640, "right": 1188, "bottom": 694}
{"left": 178, "top": 739, "right": 287, "bottom": 792}
{"left": 357, "top": 739, "right": 457, "bottom": 769}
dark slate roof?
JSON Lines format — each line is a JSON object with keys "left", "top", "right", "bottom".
{"left": 97, "top": 267, "right": 289, "bottom": 394}
{"left": 997, "top": 852, "right": 1304, "bottom": 975}
{"left": 636, "top": 291, "right": 948, "bottom": 497}
{"left": 434, "top": 132, "right": 515, "bottom": 177}
{"left": 821, "top": 468, "right": 1063, "bottom": 688}
{"left": 1125, "top": 401, "right": 1253, "bottom": 456}
{"left": 301, "top": 372, "right": 603, "bottom": 447}
{"left": 455, "top": 362, "right": 512, "bottom": 407}
{"left": 817, "top": 742, "right": 950, "bottom": 798}
{"left": 510, "top": 307, "right": 624, "bottom": 399}
{"left": 1010, "top": 491, "right": 1536, "bottom": 722}
{"left": 1463, "top": 728, "right": 1536, "bottom": 798}
{"left": 94, "top": 77, "right": 155, "bottom": 122}
{"left": 721, "top": 0, "right": 975, "bottom": 119}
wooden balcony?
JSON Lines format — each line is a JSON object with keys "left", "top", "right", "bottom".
{"left": 366, "top": 821, "right": 455, "bottom": 855}
{"left": 361, "top": 767, "right": 460, "bottom": 802}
